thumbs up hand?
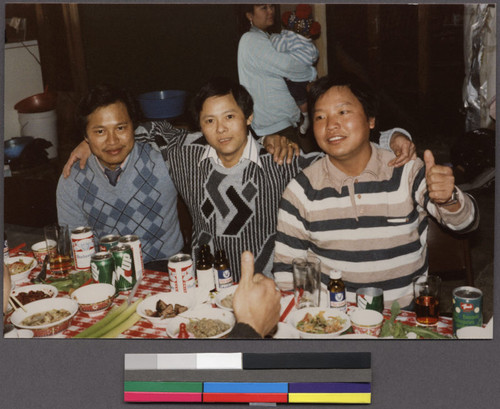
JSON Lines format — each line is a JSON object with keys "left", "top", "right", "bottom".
{"left": 424, "top": 149, "right": 456, "bottom": 206}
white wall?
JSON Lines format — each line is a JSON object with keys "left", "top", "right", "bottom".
{"left": 3, "top": 40, "right": 44, "bottom": 140}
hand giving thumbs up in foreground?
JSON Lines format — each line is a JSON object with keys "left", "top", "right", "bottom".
{"left": 232, "top": 251, "right": 281, "bottom": 338}
{"left": 424, "top": 150, "right": 459, "bottom": 211}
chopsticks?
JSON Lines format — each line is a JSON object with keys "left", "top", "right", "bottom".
{"left": 279, "top": 296, "right": 295, "bottom": 322}
{"left": 9, "top": 295, "right": 27, "bottom": 312}
{"left": 8, "top": 243, "right": 26, "bottom": 255}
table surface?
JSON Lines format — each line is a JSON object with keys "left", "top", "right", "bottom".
{"left": 7, "top": 252, "right": 454, "bottom": 339}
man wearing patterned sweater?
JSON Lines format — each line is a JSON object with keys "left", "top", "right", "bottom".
{"left": 274, "top": 77, "right": 478, "bottom": 308}
{"left": 57, "top": 85, "right": 184, "bottom": 265}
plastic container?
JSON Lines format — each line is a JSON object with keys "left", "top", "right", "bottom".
{"left": 18, "top": 109, "right": 58, "bottom": 159}
{"left": 137, "top": 90, "right": 187, "bottom": 119}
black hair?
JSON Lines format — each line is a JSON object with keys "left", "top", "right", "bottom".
{"left": 191, "top": 77, "right": 254, "bottom": 130}
{"left": 237, "top": 4, "right": 279, "bottom": 36}
{"left": 308, "top": 76, "right": 379, "bottom": 121}
{"left": 76, "top": 84, "right": 143, "bottom": 139}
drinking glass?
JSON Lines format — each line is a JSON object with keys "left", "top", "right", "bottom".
{"left": 413, "top": 274, "right": 441, "bottom": 326}
{"left": 292, "top": 256, "right": 321, "bottom": 309}
{"left": 44, "top": 223, "right": 73, "bottom": 275}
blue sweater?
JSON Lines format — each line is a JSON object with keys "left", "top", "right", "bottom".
{"left": 56, "top": 142, "right": 183, "bottom": 263}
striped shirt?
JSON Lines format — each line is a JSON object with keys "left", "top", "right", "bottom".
{"left": 270, "top": 30, "right": 319, "bottom": 66}
{"left": 135, "top": 120, "right": 320, "bottom": 282}
{"left": 274, "top": 144, "right": 478, "bottom": 308}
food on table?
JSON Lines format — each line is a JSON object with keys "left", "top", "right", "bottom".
{"left": 21, "top": 309, "right": 72, "bottom": 326}
{"left": 185, "top": 318, "right": 231, "bottom": 338}
{"left": 15, "top": 290, "right": 52, "bottom": 305}
{"left": 221, "top": 293, "right": 234, "bottom": 309}
{"left": 8, "top": 259, "right": 34, "bottom": 275}
{"left": 296, "top": 310, "right": 347, "bottom": 334}
{"left": 45, "top": 270, "right": 92, "bottom": 292}
{"left": 145, "top": 300, "right": 188, "bottom": 319}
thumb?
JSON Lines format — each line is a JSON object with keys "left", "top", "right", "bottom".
{"left": 423, "top": 149, "right": 436, "bottom": 170}
{"left": 239, "top": 251, "right": 255, "bottom": 286}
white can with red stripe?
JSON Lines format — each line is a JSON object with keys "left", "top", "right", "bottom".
{"left": 168, "top": 253, "right": 195, "bottom": 293}
{"left": 119, "top": 235, "right": 144, "bottom": 280}
{"left": 71, "top": 226, "right": 96, "bottom": 270}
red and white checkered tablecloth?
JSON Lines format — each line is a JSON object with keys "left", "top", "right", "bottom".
{"left": 9, "top": 250, "right": 454, "bottom": 339}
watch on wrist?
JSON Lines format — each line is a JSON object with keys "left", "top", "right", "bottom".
{"left": 440, "top": 187, "right": 459, "bottom": 207}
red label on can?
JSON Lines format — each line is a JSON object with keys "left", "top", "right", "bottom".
{"left": 460, "top": 302, "right": 474, "bottom": 312}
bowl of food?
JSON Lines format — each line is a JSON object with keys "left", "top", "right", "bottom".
{"left": 31, "top": 240, "right": 56, "bottom": 265}
{"left": 11, "top": 284, "right": 58, "bottom": 306}
{"left": 137, "top": 292, "right": 197, "bottom": 327}
{"left": 166, "top": 305, "right": 235, "bottom": 339}
{"left": 286, "top": 307, "right": 350, "bottom": 339}
{"left": 349, "top": 309, "right": 384, "bottom": 338}
{"left": 10, "top": 297, "right": 78, "bottom": 337}
{"left": 214, "top": 285, "right": 238, "bottom": 311}
{"left": 71, "top": 283, "right": 116, "bottom": 315}
{"left": 6, "top": 256, "right": 37, "bottom": 283}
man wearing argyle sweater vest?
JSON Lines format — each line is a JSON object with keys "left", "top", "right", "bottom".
{"left": 57, "top": 85, "right": 183, "bottom": 264}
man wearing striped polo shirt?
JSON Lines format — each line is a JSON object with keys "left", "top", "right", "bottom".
{"left": 274, "top": 76, "right": 478, "bottom": 308}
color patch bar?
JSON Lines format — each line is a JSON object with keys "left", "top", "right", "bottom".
{"left": 124, "top": 391, "right": 201, "bottom": 402}
{"left": 124, "top": 354, "right": 157, "bottom": 370}
{"left": 124, "top": 368, "right": 372, "bottom": 383}
{"left": 243, "top": 353, "right": 371, "bottom": 369}
{"left": 289, "top": 393, "right": 371, "bottom": 404}
{"left": 124, "top": 381, "right": 202, "bottom": 393}
{"left": 204, "top": 382, "right": 288, "bottom": 394}
{"left": 196, "top": 353, "right": 242, "bottom": 369}
{"left": 157, "top": 353, "right": 197, "bottom": 369}
{"left": 289, "top": 382, "right": 371, "bottom": 393}
{"left": 203, "top": 393, "right": 287, "bottom": 403}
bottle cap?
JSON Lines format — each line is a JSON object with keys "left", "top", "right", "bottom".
{"left": 329, "top": 269, "right": 342, "bottom": 279}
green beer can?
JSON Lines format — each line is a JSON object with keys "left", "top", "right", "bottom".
{"left": 99, "top": 234, "right": 120, "bottom": 252}
{"left": 111, "top": 243, "right": 136, "bottom": 292}
{"left": 90, "top": 251, "right": 115, "bottom": 285}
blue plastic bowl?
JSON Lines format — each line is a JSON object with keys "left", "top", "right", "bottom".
{"left": 138, "top": 90, "right": 187, "bottom": 119}
{"left": 4, "top": 136, "right": 34, "bottom": 161}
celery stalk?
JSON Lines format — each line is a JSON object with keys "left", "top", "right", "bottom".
{"left": 100, "top": 313, "right": 141, "bottom": 338}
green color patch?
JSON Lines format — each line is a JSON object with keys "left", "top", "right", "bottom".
{"left": 124, "top": 381, "right": 202, "bottom": 392}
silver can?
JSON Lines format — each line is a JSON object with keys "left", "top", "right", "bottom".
{"left": 71, "top": 226, "right": 96, "bottom": 270}
{"left": 119, "top": 235, "right": 143, "bottom": 280}
{"left": 168, "top": 253, "right": 196, "bottom": 293}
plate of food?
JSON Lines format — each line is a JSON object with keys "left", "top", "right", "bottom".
{"left": 286, "top": 307, "right": 350, "bottom": 339}
{"left": 10, "top": 297, "right": 78, "bottom": 337}
{"left": 165, "top": 305, "right": 235, "bottom": 339}
{"left": 6, "top": 256, "right": 37, "bottom": 283}
{"left": 137, "top": 292, "right": 197, "bottom": 327}
{"left": 10, "top": 284, "right": 58, "bottom": 306}
{"left": 214, "top": 285, "right": 238, "bottom": 311}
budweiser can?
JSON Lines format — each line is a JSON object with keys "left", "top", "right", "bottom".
{"left": 452, "top": 286, "right": 483, "bottom": 334}
{"left": 90, "top": 251, "right": 115, "bottom": 285}
{"left": 119, "top": 235, "right": 143, "bottom": 280}
{"left": 168, "top": 253, "right": 195, "bottom": 293}
{"left": 99, "top": 234, "right": 120, "bottom": 252}
{"left": 71, "top": 226, "right": 96, "bottom": 270}
{"left": 111, "top": 244, "right": 136, "bottom": 292}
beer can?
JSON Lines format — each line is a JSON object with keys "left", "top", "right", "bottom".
{"left": 119, "top": 235, "right": 143, "bottom": 280}
{"left": 111, "top": 244, "right": 136, "bottom": 292}
{"left": 99, "top": 234, "right": 120, "bottom": 252}
{"left": 452, "top": 286, "right": 483, "bottom": 334}
{"left": 90, "top": 251, "right": 115, "bottom": 285}
{"left": 71, "top": 226, "right": 96, "bottom": 270}
{"left": 168, "top": 253, "right": 195, "bottom": 293}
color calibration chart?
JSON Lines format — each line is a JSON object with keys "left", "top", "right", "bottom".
{"left": 124, "top": 352, "right": 371, "bottom": 404}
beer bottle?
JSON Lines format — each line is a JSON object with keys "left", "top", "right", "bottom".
{"left": 328, "top": 269, "right": 347, "bottom": 313}
{"left": 213, "top": 249, "right": 233, "bottom": 290}
{"left": 196, "top": 245, "right": 215, "bottom": 294}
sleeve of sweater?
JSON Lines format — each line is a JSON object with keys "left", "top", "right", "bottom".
{"left": 410, "top": 159, "right": 479, "bottom": 233}
{"left": 56, "top": 171, "right": 89, "bottom": 232}
{"left": 241, "top": 31, "right": 316, "bottom": 82}
{"left": 227, "top": 322, "right": 263, "bottom": 339}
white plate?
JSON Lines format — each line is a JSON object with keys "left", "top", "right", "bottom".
{"left": 6, "top": 256, "right": 37, "bottom": 283}
{"left": 137, "top": 292, "right": 198, "bottom": 327}
{"left": 273, "top": 322, "right": 300, "bottom": 339}
{"left": 286, "top": 307, "right": 351, "bottom": 339}
{"left": 165, "top": 305, "right": 235, "bottom": 338}
{"left": 214, "top": 285, "right": 238, "bottom": 311}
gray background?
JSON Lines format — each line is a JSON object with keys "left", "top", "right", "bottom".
{"left": 1, "top": 1, "right": 498, "bottom": 408}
